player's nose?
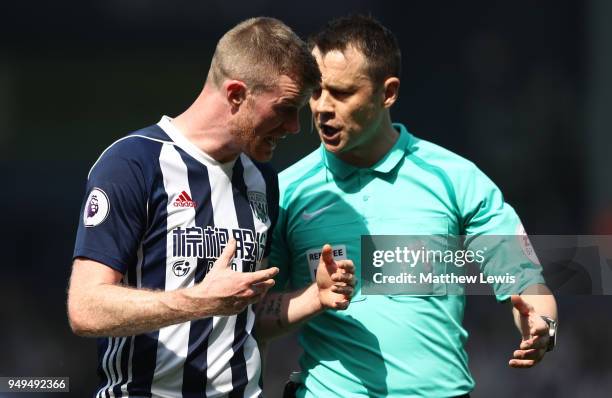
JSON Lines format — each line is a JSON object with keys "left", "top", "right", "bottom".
{"left": 283, "top": 111, "right": 300, "bottom": 134}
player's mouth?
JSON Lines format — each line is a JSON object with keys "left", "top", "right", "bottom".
{"left": 319, "top": 124, "right": 341, "bottom": 145}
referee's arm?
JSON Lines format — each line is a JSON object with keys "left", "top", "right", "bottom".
{"left": 255, "top": 245, "right": 355, "bottom": 342}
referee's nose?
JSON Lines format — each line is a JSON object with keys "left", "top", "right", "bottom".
{"left": 311, "top": 89, "right": 334, "bottom": 117}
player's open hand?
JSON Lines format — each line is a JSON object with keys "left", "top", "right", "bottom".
{"left": 191, "top": 239, "right": 279, "bottom": 317}
{"left": 508, "top": 295, "right": 550, "bottom": 368}
{"left": 315, "top": 244, "right": 355, "bottom": 310}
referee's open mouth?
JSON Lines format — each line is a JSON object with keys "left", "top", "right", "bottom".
{"left": 320, "top": 123, "right": 341, "bottom": 144}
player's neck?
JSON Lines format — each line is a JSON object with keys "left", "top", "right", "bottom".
{"left": 172, "top": 85, "right": 241, "bottom": 163}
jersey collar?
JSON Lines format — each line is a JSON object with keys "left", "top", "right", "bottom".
{"left": 322, "top": 123, "right": 412, "bottom": 179}
{"left": 158, "top": 115, "right": 236, "bottom": 170}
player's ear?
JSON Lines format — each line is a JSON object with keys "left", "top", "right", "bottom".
{"left": 382, "top": 76, "right": 400, "bottom": 109}
{"left": 225, "top": 80, "right": 248, "bottom": 111}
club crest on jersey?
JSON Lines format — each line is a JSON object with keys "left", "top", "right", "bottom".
{"left": 84, "top": 188, "right": 110, "bottom": 227}
{"left": 248, "top": 191, "right": 268, "bottom": 223}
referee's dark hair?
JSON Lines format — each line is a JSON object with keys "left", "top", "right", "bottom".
{"left": 308, "top": 14, "right": 401, "bottom": 84}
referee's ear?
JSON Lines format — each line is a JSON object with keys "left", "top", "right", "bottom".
{"left": 382, "top": 76, "right": 400, "bottom": 109}
{"left": 225, "top": 80, "right": 248, "bottom": 110}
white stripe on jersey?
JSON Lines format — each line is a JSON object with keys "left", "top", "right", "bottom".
{"left": 242, "top": 306, "right": 261, "bottom": 398}
{"left": 150, "top": 143, "right": 199, "bottom": 397}
{"left": 205, "top": 163, "right": 241, "bottom": 397}
{"left": 108, "top": 337, "right": 127, "bottom": 396}
{"left": 240, "top": 154, "right": 272, "bottom": 398}
{"left": 97, "top": 336, "right": 126, "bottom": 398}
{"left": 96, "top": 337, "right": 114, "bottom": 398}
{"left": 103, "top": 274, "right": 131, "bottom": 396}
{"left": 240, "top": 154, "right": 272, "bottom": 263}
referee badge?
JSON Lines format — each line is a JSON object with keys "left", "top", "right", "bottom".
{"left": 516, "top": 223, "right": 540, "bottom": 265}
{"left": 83, "top": 187, "right": 110, "bottom": 227}
{"left": 305, "top": 245, "right": 347, "bottom": 281}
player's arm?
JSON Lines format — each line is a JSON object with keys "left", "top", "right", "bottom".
{"left": 255, "top": 244, "right": 355, "bottom": 341}
{"left": 508, "top": 283, "right": 558, "bottom": 368}
{"left": 67, "top": 239, "right": 278, "bottom": 337}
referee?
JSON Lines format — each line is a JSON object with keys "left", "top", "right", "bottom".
{"left": 258, "top": 15, "right": 558, "bottom": 398}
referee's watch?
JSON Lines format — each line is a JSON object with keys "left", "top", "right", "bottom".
{"left": 540, "top": 316, "right": 557, "bottom": 352}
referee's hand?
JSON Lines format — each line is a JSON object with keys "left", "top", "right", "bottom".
{"left": 315, "top": 244, "right": 355, "bottom": 310}
{"left": 508, "top": 295, "right": 550, "bottom": 368}
{"left": 190, "top": 239, "right": 279, "bottom": 317}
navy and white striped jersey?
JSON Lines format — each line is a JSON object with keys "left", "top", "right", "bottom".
{"left": 73, "top": 116, "right": 279, "bottom": 398}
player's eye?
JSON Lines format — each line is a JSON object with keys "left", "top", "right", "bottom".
{"left": 277, "top": 105, "right": 294, "bottom": 114}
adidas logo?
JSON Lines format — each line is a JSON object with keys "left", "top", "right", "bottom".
{"left": 174, "top": 191, "right": 197, "bottom": 208}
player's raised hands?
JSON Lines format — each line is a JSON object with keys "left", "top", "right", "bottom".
{"left": 508, "top": 295, "right": 550, "bottom": 368}
{"left": 316, "top": 244, "right": 356, "bottom": 310}
{"left": 190, "top": 239, "right": 279, "bottom": 316}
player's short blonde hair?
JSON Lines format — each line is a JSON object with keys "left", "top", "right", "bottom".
{"left": 208, "top": 17, "right": 320, "bottom": 92}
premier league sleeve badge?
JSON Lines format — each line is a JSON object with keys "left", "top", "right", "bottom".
{"left": 83, "top": 187, "right": 110, "bottom": 227}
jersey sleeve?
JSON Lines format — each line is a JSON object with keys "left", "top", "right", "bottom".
{"left": 460, "top": 166, "right": 545, "bottom": 301}
{"left": 73, "top": 152, "right": 148, "bottom": 274}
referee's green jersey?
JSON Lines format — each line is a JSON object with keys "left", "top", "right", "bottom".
{"left": 269, "top": 124, "right": 544, "bottom": 397}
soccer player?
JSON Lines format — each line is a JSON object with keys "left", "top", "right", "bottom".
{"left": 260, "top": 15, "right": 558, "bottom": 397}
{"left": 67, "top": 17, "right": 353, "bottom": 398}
